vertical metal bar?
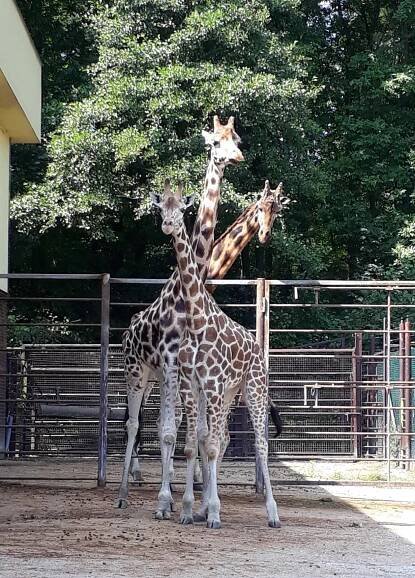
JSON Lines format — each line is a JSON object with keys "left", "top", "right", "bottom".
{"left": 98, "top": 273, "right": 110, "bottom": 488}
{"left": 352, "top": 333, "right": 362, "bottom": 457}
{"left": 385, "top": 290, "right": 392, "bottom": 483}
{"left": 404, "top": 319, "right": 411, "bottom": 466}
{"left": 399, "top": 319, "right": 405, "bottom": 466}
{"left": 255, "top": 278, "right": 265, "bottom": 494}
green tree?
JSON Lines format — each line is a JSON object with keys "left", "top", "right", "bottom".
{"left": 11, "top": 0, "right": 324, "bottom": 279}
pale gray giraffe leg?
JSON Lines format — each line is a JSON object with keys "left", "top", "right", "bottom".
{"left": 179, "top": 381, "right": 198, "bottom": 524}
{"left": 193, "top": 394, "right": 210, "bottom": 522}
{"left": 129, "top": 377, "right": 153, "bottom": 481}
{"left": 155, "top": 360, "right": 179, "bottom": 520}
{"left": 169, "top": 391, "right": 183, "bottom": 484}
{"left": 115, "top": 363, "right": 150, "bottom": 508}
{"left": 205, "top": 393, "right": 226, "bottom": 529}
{"left": 245, "top": 370, "right": 281, "bottom": 528}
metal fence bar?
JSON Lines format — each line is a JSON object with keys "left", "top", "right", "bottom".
{"left": 98, "top": 274, "right": 110, "bottom": 487}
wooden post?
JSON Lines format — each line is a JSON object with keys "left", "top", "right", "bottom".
{"left": 98, "top": 274, "right": 110, "bottom": 487}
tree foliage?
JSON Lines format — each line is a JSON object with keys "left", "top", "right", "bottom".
{"left": 10, "top": 0, "right": 415, "bottom": 284}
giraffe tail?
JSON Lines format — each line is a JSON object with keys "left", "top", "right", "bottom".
{"left": 269, "top": 398, "right": 283, "bottom": 437}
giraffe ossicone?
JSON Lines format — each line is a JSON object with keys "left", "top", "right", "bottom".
{"left": 153, "top": 180, "right": 282, "bottom": 529}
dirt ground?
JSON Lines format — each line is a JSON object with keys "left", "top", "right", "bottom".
{"left": 1, "top": 460, "right": 415, "bottom": 578}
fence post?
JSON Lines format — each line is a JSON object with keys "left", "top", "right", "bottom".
{"left": 98, "top": 273, "right": 110, "bottom": 488}
{"left": 255, "top": 278, "right": 267, "bottom": 493}
{"left": 404, "top": 318, "right": 411, "bottom": 467}
{"left": 352, "top": 332, "right": 362, "bottom": 457}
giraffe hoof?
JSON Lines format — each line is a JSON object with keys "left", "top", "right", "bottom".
{"left": 207, "top": 519, "right": 221, "bottom": 529}
{"left": 115, "top": 498, "right": 128, "bottom": 509}
{"left": 268, "top": 519, "right": 282, "bottom": 528}
{"left": 180, "top": 514, "right": 194, "bottom": 525}
{"left": 193, "top": 512, "right": 207, "bottom": 523}
{"left": 154, "top": 509, "right": 171, "bottom": 520}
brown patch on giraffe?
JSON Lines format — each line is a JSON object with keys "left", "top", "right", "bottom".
{"left": 193, "top": 317, "right": 205, "bottom": 330}
{"left": 196, "top": 365, "right": 207, "bottom": 378}
{"left": 205, "top": 327, "right": 217, "bottom": 341}
{"left": 189, "top": 284, "right": 198, "bottom": 297}
{"left": 196, "top": 241, "right": 205, "bottom": 258}
{"left": 182, "top": 273, "right": 192, "bottom": 285}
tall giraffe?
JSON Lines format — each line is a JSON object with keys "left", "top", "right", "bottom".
{"left": 117, "top": 116, "right": 243, "bottom": 519}
{"left": 151, "top": 181, "right": 281, "bottom": 529}
{"left": 131, "top": 180, "right": 289, "bottom": 481}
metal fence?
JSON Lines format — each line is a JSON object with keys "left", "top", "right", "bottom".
{"left": 1, "top": 274, "right": 415, "bottom": 486}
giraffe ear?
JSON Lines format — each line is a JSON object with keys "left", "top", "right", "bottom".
{"left": 213, "top": 115, "right": 222, "bottom": 131}
{"left": 150, "top": 192, "right": 163, "bottom": 208}
{"left": 260, "top": 179, "right": 271, "bottom": 200}
{"left": 202, "top": 130, "right": 215, "bottom": 147}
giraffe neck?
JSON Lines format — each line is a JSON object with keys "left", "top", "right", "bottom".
{"left": 173, "top": 222, "right": 207, "bottom": 333}
{"left": 191, "top": 157, "right": 224, "bottom": 282}
{"left": 208, "top": 203, "right": 259, "bottom": 280}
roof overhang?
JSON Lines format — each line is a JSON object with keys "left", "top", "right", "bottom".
{"left": 0, "top": 0, "right": 41, "bottom": 144}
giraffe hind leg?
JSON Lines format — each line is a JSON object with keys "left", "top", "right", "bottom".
{"left": 115, "top": 364, "right": 150, "bottom": 509}
{"left": 129, "top": 381, "right": 153, "bottom": 482}
{"left": 245, "top": 370, "right": 281, "bottom": 528}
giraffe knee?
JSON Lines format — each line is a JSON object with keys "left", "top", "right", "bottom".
{"left": 207, "top": 441, "right": 220, "bottom": 460}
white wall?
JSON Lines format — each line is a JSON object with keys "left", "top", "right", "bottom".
{"left": 0, "top": 0, "right": 41, "bottom": 143}
{"left": 0, "top": 128, "right": 10, "bottom": 293}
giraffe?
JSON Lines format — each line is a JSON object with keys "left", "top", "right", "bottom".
{"left": 207, "top": 180, "right": 289, "bottom": 286}
{"left": 131, "top": 179, "right": 290, "bottom": 482}
{"left": 117, "top": 115, "right": 244, "bottom": 519}
{"left": 151, "top": 180, "right": 281, "bottom": 529}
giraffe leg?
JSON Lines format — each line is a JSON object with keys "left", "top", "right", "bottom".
{"left": 180, "top": 383, "right": 198, "bottom": 525}
{"left": 169, "top": 391, "right": 183, "bottom": 490}
{"left": 205, "top": 394, "right": 226, "bottom": 529}
{"left": 245, "top": 370, "right": 281, "bottom": 528}
{"left": 129, "top": 378, "right": 153, "bottom": 482}
{"left": 115, "top": 364, "right": 150, "bottom": 509}
{"left": 193, "top": 395, "right": 209, "bottom": 522}
{"left": 155, "top": 363, "right": 179, "bottom": 520}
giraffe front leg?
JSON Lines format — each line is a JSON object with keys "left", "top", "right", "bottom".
{"left": 246, "top": 374, "right": 281, "bottom": 528}
{"left": 115, "top": 364, "right": 149, "bottom": 509}
{"left": 155, "top": 363, "right": 178, "bottom": 520}
{"left": 205, "top": 400, "right": 225, "bottom": 529}
{"left": 193, "top": 395, "right": 209, "bottom": 522}
{"left": 179, "top": 383, "right": 198, "bottom": 524}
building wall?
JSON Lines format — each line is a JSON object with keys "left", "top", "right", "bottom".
{"left": 0, "top": 0, "right": 41, "bottom": 143}
{"left": 0, "top": 128, "right": 9, "bottom": 295}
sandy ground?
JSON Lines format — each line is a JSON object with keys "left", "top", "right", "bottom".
{"left": 0, "top": 460, "right": 415, "bottom": 578}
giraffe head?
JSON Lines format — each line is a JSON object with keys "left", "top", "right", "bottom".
{"left": 257, "top": 181, "right": 290, "bottom": 244}
{"left": 202, "top": 115, "right": 244, "bottom": 166}
{"left": 151, "top": 179, "right": 193, "bottom": 236}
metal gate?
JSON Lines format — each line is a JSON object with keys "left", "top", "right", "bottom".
{"left": 1, "top": 274, "right": 415, "bottom": 486}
